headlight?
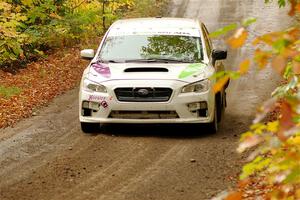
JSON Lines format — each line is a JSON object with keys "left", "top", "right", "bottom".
{"left": 181, "top": 79, "right": 210, "bottom": 93}
{"left": 83, "top": 78, "right": 107, "bottom": 93}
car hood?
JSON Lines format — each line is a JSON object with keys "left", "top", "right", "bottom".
{"left": 86, "top": 62, "right": 214, "bottom": 84}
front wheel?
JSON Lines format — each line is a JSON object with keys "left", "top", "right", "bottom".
{"left": 207, "top": 103, "right": 218, "bottom": 134}
{"left": 81, "top": 122, "right": 100, "bottom": 133}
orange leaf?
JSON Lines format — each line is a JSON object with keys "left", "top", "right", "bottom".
{"left": 238, "top": 179, "right": 250, "bottom": 189}
{"left": 253, "top": 32, "right": 282, "bottom": 46}
{"left": 282, "top": 48, "right": 299, "bottom": 59}
{"left": 213, "top": 75, "right": 230, "bottom": 93}
{"left": 49, "top": 13, "right": 62, "bottom": 20}
{"left": 238, "top": 59, "right": 250, "bottom": 75}
{"left": 296, "top": 3, "right": 300, "bottom": 13}
{"left": 225, "top": 192, "right": 242, "bottom": 200}
{"left": 292, "top": 60, "right": 300, "bottom": 74}
{"left": 254, "top": 49, "right": 272, "bottom": 69}
{"left": 227, "top": 28, "right": 248, "bottom": 49}
{"left": 252, "top": 37, "right": 260, "bottom": 45}
{"left": 288, "top": 27, "right": 300, "bottom": 38}
{"left": 271, "top": 55, "right": 287, "bottom": 74}
{"left": 289, "top": 0, "right": 297, "bottom": 16}
{"left": 278, "top": 101, "right": 294, "bottom": 141}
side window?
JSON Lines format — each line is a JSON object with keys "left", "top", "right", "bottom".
{"left": 202, "top": 25, "right": 212, "bottom": 57}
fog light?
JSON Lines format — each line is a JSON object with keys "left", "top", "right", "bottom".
{"left": 188, "top": 102, "right": 201, "bottom": 111}
{"left": 200, "top": 101, "right": 207, "bottom": 109}
{"left": 89, "top": 102, "right": 100, "bottom": 110}
{"left": 82, "top": 101, "right": 89, "bottom": 109}
{"left": 82, "top": 101, "right": 100, "bottom": 111}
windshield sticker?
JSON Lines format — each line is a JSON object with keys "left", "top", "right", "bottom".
{"left": 178, "top": 63, "right": 206, "bottom": 79}
{"left": 92, "top": 63, "right": 111, "bottom": 78}
{"left": 109, "top": 29, "right": 200, "bottom": 37}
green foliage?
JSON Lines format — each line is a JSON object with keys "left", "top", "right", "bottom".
{"left": 0, "top": 85, "right": 22, "bottom": 98}
{"left": 241, "top": 156, "right": 271, "bottom": 180}
{"left": 209, "top": 23, "right": 238, "bottom": 38}
{"left": 242, "top": 17, "right": 257, "bottom": 27}
{"left": 0, "top": 0, "right": 166, "bottom": 70}
{"left": 265, "top": 0, "right": 287, "bottom": 7}
{"left": 209, "top": 17, "right": 257, "bottom": 38}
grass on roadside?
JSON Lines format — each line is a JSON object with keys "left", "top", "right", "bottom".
{"left": 0, "top": 85, "right": 22, "bottom": 99}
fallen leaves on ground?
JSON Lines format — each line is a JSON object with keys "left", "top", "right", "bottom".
{"left": 0, "top": 47, "right": 88, "bottom": 128}
{"left": 237, "top": 176, "right": 272, "bottom": 199}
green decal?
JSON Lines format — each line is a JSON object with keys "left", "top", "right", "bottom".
{"left": 179, "top": 63, "right": 206, "bottom": 79}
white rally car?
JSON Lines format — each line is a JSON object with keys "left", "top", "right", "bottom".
{"left": 79, "top": 18, "right": 228, "bottom": 133}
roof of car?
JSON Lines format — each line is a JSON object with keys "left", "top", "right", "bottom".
{"left": 108, "top": 18, "right": 202, "bottom": 37}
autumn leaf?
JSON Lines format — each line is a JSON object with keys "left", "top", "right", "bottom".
{"left": 253, "top": 32, "right": 282, "bottom": 46}
{"left": 213, "top": 75, "right": 230, "bottom": 93}
{"left": 296, "top": 3, "right": 300, "bottom": 13}
{"left": 282, "top": 48, "right": 298, "bottom": 59}
{"left": 238, "top": 178, "right": 251, "bottom": 189}
{"left": 225, "top": 192, "right": 242, "bottom": 200}
{"left": 238, "top": 59, "right": 250, "bottom": 75}
{"left": 271, "top": 55, "right": 287, "bottom": 74}
{"left": 49, "top": 13, "right": 62, "bottom": 20}
{"left": 237, "top": 135, "right": 263, "bottom": 153}
{"left": 227, "top": 28, "right": 248, "bottom": 48}
{"left": 287, "top": 27, "right": 300, "bottom": 40}
{"left": 288, "top": 0, "right": 297, "bottom": 16}
{"left": 267, "top": 121, "right": 279, "bottom": 133}
{"left": 278, "top": 101, "right": 294, "bottom": 141}
{"left": 254, "top": 49, "right": 272, "bottom": 69}
{"left": 292, "top": 60, "right": 300, "bottom": 74}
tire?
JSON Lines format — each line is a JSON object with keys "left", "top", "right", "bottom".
{"left": 207, "top": 102, "right": 218, "bottom": 134}
{"left": 81, "top": 122, "right": 100, "bottom": 133}
{"left": 217, "top": 92, "right": 226, "bottom": 123}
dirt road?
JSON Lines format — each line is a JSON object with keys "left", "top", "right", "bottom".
{"left": 0, "top": 1, "right": 289, "bottom": 200}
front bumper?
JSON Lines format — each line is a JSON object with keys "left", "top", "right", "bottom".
{"left": 79, "top": 80, "right": 215, "bottom": 124}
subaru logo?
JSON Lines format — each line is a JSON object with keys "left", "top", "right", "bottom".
{"left": 137, "top": 88, "right": 149, "bottom": 96}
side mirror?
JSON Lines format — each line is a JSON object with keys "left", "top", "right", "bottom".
{"left": 80, "top": 49, "right": 95, "bottom": 60}
{"left": 212, "top": 50, "right": 227, "bottom": 60}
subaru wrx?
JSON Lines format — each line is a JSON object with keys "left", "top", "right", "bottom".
{"left": 79, "top": 18, "right": 229, "bottom": 133}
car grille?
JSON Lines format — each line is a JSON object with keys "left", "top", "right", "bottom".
{"left": 109, "top": 111, "right": 179, "bottom": 119}
{"left": 114, "top": 88, "right": 173, "bottom": 102}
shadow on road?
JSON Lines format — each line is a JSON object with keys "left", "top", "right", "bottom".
{"left": 88, "top": 113, "right": 251, "bottom": 139}
{"left": 100, "top": 123, "right": 212, "bottom": 139}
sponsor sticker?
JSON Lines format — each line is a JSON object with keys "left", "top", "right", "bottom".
{"left": 88, "top": 95, "right": 112, "bottom": 109}
{"left": 178, "top": 63, "right": 206, "bottom": 79}
{"left": 92, "top": 62, "right": 111, "bottom": 78}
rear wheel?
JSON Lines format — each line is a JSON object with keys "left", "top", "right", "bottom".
{"left": 81, "top": 122, "right": 100, "bottom": 133}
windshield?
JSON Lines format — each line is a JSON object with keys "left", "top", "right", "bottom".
{"left": 98, "top": 35, "right": 203, "bottom": 63}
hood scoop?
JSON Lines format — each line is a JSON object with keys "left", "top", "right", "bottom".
{"left": 124, "top": 67, "right": 169, "bottom": 72}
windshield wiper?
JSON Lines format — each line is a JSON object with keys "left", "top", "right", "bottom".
{"left": 97, "top": 59, "right": 123, "bottom": 63}
{"left": 107, "top": 60, "right": 123, "bottom": 63}
{"left": 125, "top": 58, "right": 194, "bottom": 63}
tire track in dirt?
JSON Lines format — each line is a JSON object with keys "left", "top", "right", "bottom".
{"left": 53, "top": 142, "right": 186, "bottom": 200}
